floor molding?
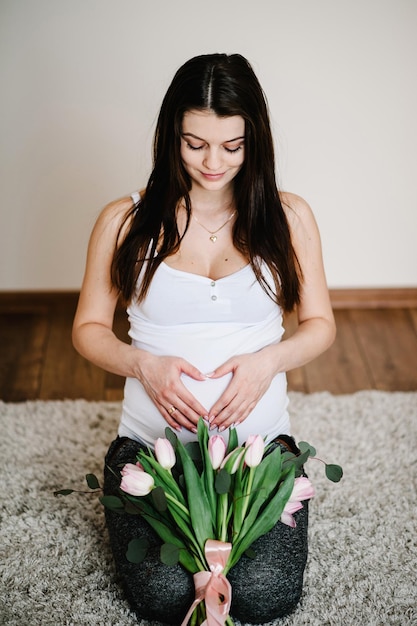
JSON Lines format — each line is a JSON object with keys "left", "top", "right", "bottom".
{"left": 1, "top": 288, "right": 416, "bottom": 310}
{"left": 330, "top": 287, "right": 417, "bottom": 309}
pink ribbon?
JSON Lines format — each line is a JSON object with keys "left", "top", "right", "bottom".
{"left": 181, "top": 540, "right": 232, "bottom": 626}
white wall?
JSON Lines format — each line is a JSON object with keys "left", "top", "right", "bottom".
{"left": 1, "top": 0, "right": 416, "bottom": 290}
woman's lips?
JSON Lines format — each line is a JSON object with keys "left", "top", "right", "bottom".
{"left": 201, "top": 172, "right": 225, "bottom": 180}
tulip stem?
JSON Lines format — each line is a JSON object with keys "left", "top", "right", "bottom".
{"left": 164, "top": 493, "right": 208, "bottom": 567}
{"left": 165, "top": 493, "right": 191, "bottom": 518}
{"left": 217, "top": 492, "right": 228, "bottom": 542}
{"left": 235, "top": 467, "right": 254, "bottom": 534}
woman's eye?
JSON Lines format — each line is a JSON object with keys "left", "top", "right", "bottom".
{"left": 186, "top": 143, "right": 204, "bottom": 151}
{"left": 224, "top": 145, "right": 243, "bottom": 154}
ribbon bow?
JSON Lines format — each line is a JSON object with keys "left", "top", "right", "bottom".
{"left": 181, "top": 539, "right": 232, "bottom": 626}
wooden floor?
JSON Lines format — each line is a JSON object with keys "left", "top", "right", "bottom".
{"left": 1, "top": 292, "right": 417, "bottom": 402}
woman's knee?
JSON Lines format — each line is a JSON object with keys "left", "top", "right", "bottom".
{"left": 228, "top": 504, "right": 309, "bottom": 622}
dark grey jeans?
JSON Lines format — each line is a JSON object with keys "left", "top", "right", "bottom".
{"left": 103, "top": 435, "right": 309, "bottom": 625}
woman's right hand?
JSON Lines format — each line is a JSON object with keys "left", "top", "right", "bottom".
{"left": 72, "top": 196, "right": 208, "bottom": 433}
{"left": 133, "top": 351, "right": 209, "bottom": 432}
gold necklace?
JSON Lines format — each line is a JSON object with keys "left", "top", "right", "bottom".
{"left": 192, "top": 211, "right": 236, "bottom": 242}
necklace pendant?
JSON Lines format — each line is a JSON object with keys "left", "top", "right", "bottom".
{"left": 209, "top": 235, "right": 217, "bottom": 243}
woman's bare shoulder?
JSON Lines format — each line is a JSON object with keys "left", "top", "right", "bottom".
{"left": 279, "top": 191, "right": 321, "bottom": 252}
{"left": 98, "top": 195, "right": 136, "bottom": 226}
{"left": 279, "top": 191, "right": 314, "bottom": 224}
{"left": 91, "top": 192, "right": 144, "bottom": 245}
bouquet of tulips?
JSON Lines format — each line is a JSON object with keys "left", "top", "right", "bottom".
{"left": 56, "top": 419, "right": 342, "bottom": 625}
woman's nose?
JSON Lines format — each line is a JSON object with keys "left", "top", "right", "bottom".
{"left": 203, "top": 148, "right": 221, "bottom": 171}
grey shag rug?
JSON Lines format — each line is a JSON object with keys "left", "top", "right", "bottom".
{"left": 1, "top": 391, "right": 416, "bottom": 626}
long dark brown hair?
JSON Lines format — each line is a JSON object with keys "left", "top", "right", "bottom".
{"left": 111, "top": 53, "right": 302, "bottom": 311}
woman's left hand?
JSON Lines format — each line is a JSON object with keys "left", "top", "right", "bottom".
{"left": 206, "top": 349, "right": 276, "bottom": 430}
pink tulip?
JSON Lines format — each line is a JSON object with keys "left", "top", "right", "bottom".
{"left": 244, "top": 435, "right": 265, "bottom": 468}
{"left": 280, "top": 476, "right": 315, "bottom": 527}
{"left": 208, "top": 436, "right": 227, "bottom": 470}
{"left": 155, "top": 438, "right": 176, "bottom": 470}
{"left": 220, "top": 448, "right": 245, "bottom": 474}
{"left": 280, "top": 500, "right": 303, "bottom": 528}
{"left": 120, "top": 464, "right": 155, "bottom": 496}
{"left": 290, "top": 476, "right": 315, "bottom": 501}
{"left": 121, "top": 462, "right": 143, "bottom": 475}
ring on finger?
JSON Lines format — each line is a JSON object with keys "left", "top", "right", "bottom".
{"left": 167, "top": 406, "right": 177, "bottom": 416}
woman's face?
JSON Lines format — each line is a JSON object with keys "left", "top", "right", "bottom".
{"left": 180, "top": 109, "right": 245, "bottom": 193}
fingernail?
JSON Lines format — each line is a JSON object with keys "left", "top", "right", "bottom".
{"left": 205, "top": 372, "right": 214, "bottom": 378}
{"left": 218, "top": 426, "right": 226, "bottom": 432}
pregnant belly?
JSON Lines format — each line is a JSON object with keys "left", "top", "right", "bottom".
{"left": 180, "top": 373, "right": 233, "bottom": 414}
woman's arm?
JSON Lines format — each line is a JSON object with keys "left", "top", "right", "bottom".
{"left": 208, "top": 193, "right": 336, "bottom": 429}
{"left": 72, "top": 197, "right": 208, "bottom": 432}
{"left": 72, "top": 197, "right": 134, "bottom": 375}
{"left": 272, "top": 191, "right": 336, "bottom": 368}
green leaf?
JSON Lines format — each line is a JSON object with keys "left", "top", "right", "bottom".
{"left": 99, "top": 495, "right": 125, "bottom": 511}
{"left": 244, "top": 547, "right": 257, "bottom": 559}
{"left": 140, "top": 516, "right": 199, "bottom": 573}
{"left": 86, "top": 473, "right": 100, "bottom": 489}
{"left": 138, "top": 452, "right": 186, "bottom": 506}
{"left": 227, "top": 465, "right": 295, "bottom": 572}
{"left": 160, "top": 543, "right": 180, "bottom": 566}
{"left": 325, "top": 463, "right": 343, "bottom": 482}
{"left": 197, "top": 419, "right": 216, "bottom": 526}
{"left": 282, "top": 449, "right": 310, "bottom": 472}
{"left": 175, "top": 438, "right": 214, "bottom": 548}
{"left": 165, "top": 427, "right": 178, "bottom": 449}
{"left": 53, "top": 489, "right": 74, "bottom": 496}
{"left": 152, "top": 486, "right": 168, "bottom": 512}
{"left": 298, "top": 441, "right": 316, "bottom": 457}
{"left": 222, "top": 446, "right": 245, "bottom": 474}
{"left": 126, "top": 537, "right": 149, "bottom": 563}
{"left": 123, "top": 500, "right": 143, "bottom": 515}
{"left": 185, "top": 441, "right": 202, "bottom": 462}
{"left": 234, "top": 447, "right": 283, "bottom": 537}
{"left": 226, "top": 427, "right": 238, "bottom": 454}
{"left": 250, "top": 447, "right": 282, "bottom": 500}
{"left": 215, "top": 468, "right": 231, "bottom": 494}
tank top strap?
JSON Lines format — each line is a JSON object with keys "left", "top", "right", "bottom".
{"left": 130, "top": 190, "right": 141, "bottom": 205}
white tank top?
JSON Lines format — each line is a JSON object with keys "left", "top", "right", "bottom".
{"left": 118, "top": 194, "right": 290, "bottom": 447}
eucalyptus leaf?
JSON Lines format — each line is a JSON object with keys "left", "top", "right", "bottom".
{"left": 53, "top": 489, "right": 74, "bottom": 497}
{"left": 126, "top": 537, "right": 149, "bottom": 563}
{"left": 123, "top": 500, "right": 143, "bottom": 515}
{"left": 165, "top": 427, "right": 178, "bottom": 449}
{"left": 282, "top": 449, "right": 310, "bottom": 471}
{"left": 185, "top": 441, "right": 201, "bottom": 462}
{"left": 160, "top": 543, "right": 180, "bottom": 566}
{"left": 140, "top": 515, "right": 198, "bottom": 574}
{"left": 325, "top": 463, "right": 343, "bottom": 482}
{"left": 215, "top": 468, "right": 231, "bottom": 494}
{"left": 298, "top": 441, "right": 316, "bottom": 457}
{"left": 152, "top": 486, "right": 168, "bottom": 512}
{"left": 281, "top": 451, "right": 296, "bottom": 464}
{"left": 99, "top": 495, "right": 125, "bottom": 511}
{"left": 244, "top": 547, "right": 257, "bottom": 559}
{"left": 85, "top": 473, "right": 100, "bottom": 490}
